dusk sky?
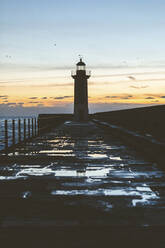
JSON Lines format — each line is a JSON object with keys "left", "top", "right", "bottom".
{"left": 1, "top": 0, "right": 165, "bottom": 115}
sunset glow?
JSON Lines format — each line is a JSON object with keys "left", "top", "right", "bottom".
{"left": 1, "top": 0, "right": 165, "bottom": 115}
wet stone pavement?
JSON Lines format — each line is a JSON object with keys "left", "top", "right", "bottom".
{"left": 0, "top": 122, "right": 165, "bottom": 228}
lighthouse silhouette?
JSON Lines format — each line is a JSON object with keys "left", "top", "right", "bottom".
{"left": 71, "top": 58, "right": 91, "bottom": 122}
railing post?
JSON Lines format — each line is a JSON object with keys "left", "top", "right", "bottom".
{"left": 32, "top": 118, "right": 34, "bottom": 137}
{"left": 18, "top": 119, "right": 21, "bottom": 143}
{"left": 12, "top": 119, "right": 15, "bottom": 146}
{"left": 35, "top": 118, "right": 37, "bottom": 136}
{"left": 5, "top": 120, "right": 8, "bottom": 151}
{"left": 38, "top": 118, "right": 40, "bottom": 136}
{"left": 24, "top": 119, "right": 26, "bottom": 141}
{"left": 28, "top": 119, "right": 30, "bottom": 139}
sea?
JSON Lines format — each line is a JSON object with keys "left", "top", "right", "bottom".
{"left": 0, "top": 116, "right": 36, "bottom": 151}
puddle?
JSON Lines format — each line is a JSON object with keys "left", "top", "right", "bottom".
{"left": 132, "top": 191, "right": 158, "bottom": 206}
{"left": 0, "top": 175, "right": 26, "bottom": 180}
{"left": 51, "top": 189, "right": 103, "bottom": 196}
{"left": 87, "top": 154, "right": 108, "bottom": 159}
{"left": 136, "top": 186, "right": 152, "bottom": 192}
{"left": 50, "top": 188, "right": 156, "bottom": 198}
{"left": 3, "top": 165, "right": 111, "bottom": 179}
{"left": 51, "top": 186, "right": 160, "bottom": 208}
{"left": 39, "top": 150, "right": 73, "bottom": 154}
{"left": 107, "top": 171, "right": 135, "bottom": 179}
{"left": 55, "top": 167, "right": 110, "bottom": 178}
{"left": 8, "top": 152, "right": 20, "bottom": 156}
{"left": 16, "top": 167, "right": 55, "bottom": 177}
{"left": 102, "top": 145, "right": 125, "bottom": 150}
{"left": 21, "top": 191, "right": 31, "bottom": 199}
{"left": 19, "top": 165, "right": 42, "bottom": 168}
{"left": 110, "top": 156, "right": 122, "bottom": 161}
{"left": 132, "top": 184, "right": 159, "bottom": 206}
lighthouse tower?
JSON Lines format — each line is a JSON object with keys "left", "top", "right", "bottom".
{"left": 71, "top": 58, "right": 91, "bottom": 122}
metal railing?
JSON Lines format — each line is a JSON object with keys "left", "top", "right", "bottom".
{"left": 71, "top": 70, "right": 91, "bottom": 77}
{"left": 0, "top": 117, "right": 38, "bottom": 152}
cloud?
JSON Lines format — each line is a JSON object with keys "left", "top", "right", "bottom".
{"left": 0, "top": 102, "right": 25, "bottom": 106}
{"left": 29, "top": 97, "right": 38, "bottom": 99}
{"left": 0, "top": 62, "right": 73, "bottom": 72}
{"left": 3, "top": 61, "right": 165, "bottom": 74}
{"left": 54, "top": 96, "right": 73, "bottom": 100}
{"left": 54, "top": 97, "right": 65, "bottom": 100}
{"left": 0, "top": 95, "right": 8, "bottom": 98}
{"left": 160, "top": 96, "right": 165, "bottom": 98}
{"left": 41, "top": 97, "right": 47, "bottom": 99}
{"left": 130, "top": 85, "right": 149, "bottom": 89}
{"left": 6, "top": 102, "right": 17, "bottom": 105}
{"left": 105, "top": 96, "right": 118, "bottom": 98}
{"left": 121, "top": 95, "right": 133, "bottom": 99}
{"left": 152, "top": 100, "right": 159, "bottom": 102}
{"left": 28, "top": 101, "right": 40, "bottom": 104}
{"left": 93, "top": 70, "right": 165, "bottom": 79}
{"left": 29, "top": 82, "right": 73, "bottom": 88}
{"left": 105, "top": 95, "right": 133, "bottom": 99}
{"left": 145, "top": 97, "right": 155, "bottom": 99}
{"left": 36, "top": 103, "right": 44, "bottom": 107}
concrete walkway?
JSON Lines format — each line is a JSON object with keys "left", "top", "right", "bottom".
{"left": 0, "top": 122, "right": 165, "bottom": 228}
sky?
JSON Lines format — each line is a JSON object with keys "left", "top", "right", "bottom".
{"left": 1, "top": 0, "right": 165, "bottom": 116}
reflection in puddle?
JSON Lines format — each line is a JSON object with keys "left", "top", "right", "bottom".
{"left": 107, "top": 171, "right": 135, "bottom": 179}
{"left": 8, "top": 152, "right": 19, "bottom": 156}
{"left": 132, "top": 192, "right": 158, "bottom": 206}
{"left": 19, "top": 165, "right": 41, "bottom": 168}
{"left": 51, "top": 185, "right": 160, "bottom": 207}
{"left": 55, "top": 167, "right": 110, "bottom": 178}
{"left": 132, "top": 184, "right": 159, "bottom": 206}
{"left": 0, "top": 175, "right": 26, "bottom": 180}
{"left": 87, "top": 154, "right": 108, "bottom": 159}
{"left": 51, "top": 187, "right": 159, "bottom": 203}
{"left": 16, "top": 167, "right": 55, "bottom": 177}
{"left": 39, "top": 150, "right": 73, "bottom": 154}
{"left": 4, "top": 165, "right": 111, "bottom": 179}
{"left": 110, "top": 156, "right": 122, "bottom": 161}
{"left": 136, "top": 186, "right": 152, "bottom": 192}
{"left": 51, "top": 190, "right": 99, "bottom": 195}
{"left": 22, "top": 191, "right": 31, "bottom": 199}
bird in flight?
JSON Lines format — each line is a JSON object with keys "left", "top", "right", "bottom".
{"left": 128, "top": 76, "right": 136, "bottom": 81}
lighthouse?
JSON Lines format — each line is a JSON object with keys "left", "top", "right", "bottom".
{"left": 71, "top": 58, "right": 91, "bottom": 122}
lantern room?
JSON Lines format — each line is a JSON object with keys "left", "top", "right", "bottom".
{"left": 76, "top": 58, "right": 86, "bottom": 71}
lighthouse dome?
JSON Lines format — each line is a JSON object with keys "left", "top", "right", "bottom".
{"left": 76, "top": 59, "right": 86, "bottom": 70}
{"left": 76, "top": 58, "right": 86, "bottom": 66}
